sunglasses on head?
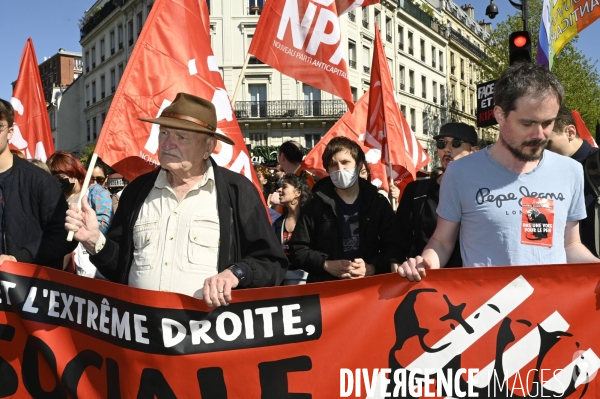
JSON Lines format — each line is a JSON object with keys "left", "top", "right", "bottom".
{"left": 90, "top": 176, "right": 106, "bottom": 184}
{"left": 436, "top": 139, "right": 467, "bottom": 149}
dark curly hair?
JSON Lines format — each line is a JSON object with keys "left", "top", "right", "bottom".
{"left": 281, "top": 173, "right": 312, "bottom": 208}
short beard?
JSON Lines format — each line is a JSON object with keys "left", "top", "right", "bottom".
{"left": 500, "top": 137, "right": 548, "bottom": 162}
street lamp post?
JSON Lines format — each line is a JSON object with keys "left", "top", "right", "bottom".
{"left": 508, "top": 0, "right": 528, "bottom": 31}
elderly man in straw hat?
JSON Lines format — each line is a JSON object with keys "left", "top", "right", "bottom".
{"left": 66, "top": 93, "right": 287, "bottom": 306}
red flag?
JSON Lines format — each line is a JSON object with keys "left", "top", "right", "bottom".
{"left": 248, "top": 0, "right": 379, "bottom": 111}
{"left": 10, "top": 39, "right": 55, "bottom": 161}
{"left": 572, "top": 110, "right": 598, "bottom": 148}
{"left": 95, "top": 0, "right": 261, "bottom": 198}
{"left": 364, "top": 26, "right": 430, "bottom": 192}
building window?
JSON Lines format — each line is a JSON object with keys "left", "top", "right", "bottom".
{"left": 431, "top": 46, "right": 436, "bottom": 68}
{"left": 248, "top": 84, "right": 267, "bottom": 117}
{"left": 422, "top": 111, "right": 428, "bottom": 135}
{"left": 100, "top": 75, "right": 106, "bottom": 99}
{"left": 362, "top": 46, "right": 370, "bottom": 73}
{"left": 85, "top": 51, "right": 90, "bottom": 73}
{"left": 100, "top": 38, "right": 105, "bottom": 62}
{"left": 92, "top": 81, "right": 96, "bottom": 103}
{"left": 303, "top": 84, "right": 321, "bottom": 116}
{"left": 118, "top": 63, "right": 124, "bottom": 84}
{"left": 128, "top": 20, "right": 134, "bottom": 45}
{"left": 101, "top": 112, "right": 106, "bottom": 127}
{"left": 91, "top": 47, "right": 96, "bottom": 68}
{"left": 432, "top": 81, "right": 437, "bottom": 103}
{"left": 408, "top": 32, "right": 414, "bottom": 55}
{"left": 398, "top": 25, "right": 404, "bottom": 50}
{"left": 85, "top": 84, "right": 90, "bottom": 107}
{"left": 421, "top": 76, "right": 426, "bottom": 99}
{"left": 137, "top": 12, "right": 143, "bottom": 37}
{"left": 305, "top": 134, "right": 321, "bottom": 149}
{"left": 351, "top": 87, "right": 358, "bottom": 102}
{"left": 460, "top": 58, "right": 465, "bottom": 80}
{"left": 439, "top": 50, "right": 444, "bottom": 72}
{"left": 450, "top": 52, "right": 455, "bottom": 74}
{"left": 87, "top": 120, "right": 91, "bottom": 141}
{"left": 249, "top": 133, "right": 267, "bottom": 146}
{"left": 420, "top": 39, "right": 425, "bottom": 62}
{"left": 118, "top": 24, "right": 123, "bottom": 49}
{"left": 399, "top": 65, "right": 405, "bottom": 90}
{"left": 110, "top": 68, "right": 116, "bottom": 93}
{"left": 110, "top": 31, "right": 115, "bottom": 54}
{"left": 385, "top": 17, "right": 392, "bottom": 41}
{"left": 348, "top": 40, "right": 356, "bottom": 69}
{"left": 93, "top": 117, "right": 97, "bottom": 140}
{"left": 249, "top": 0, "right": 264, "bottom": 15}
{"left": 410, "top": 108, "right": 416, "bottom": 132}
{"left": 408, "top": 70, "right": 414, "bottom": 94}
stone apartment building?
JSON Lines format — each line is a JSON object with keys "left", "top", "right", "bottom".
{"left": 55, "top": 0, "right": 494, "bottom": 163}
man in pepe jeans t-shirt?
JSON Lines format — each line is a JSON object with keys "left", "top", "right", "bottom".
{"left": 396, "top": 62, "right": 600, "bottom": 282}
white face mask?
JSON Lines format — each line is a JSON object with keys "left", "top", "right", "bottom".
{"left": 330, "top": 168, "right": 358, "bottom": 190}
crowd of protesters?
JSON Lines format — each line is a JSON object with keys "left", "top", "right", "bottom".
{"left": 0, "top": 63, "right": 597, "bottom": 308}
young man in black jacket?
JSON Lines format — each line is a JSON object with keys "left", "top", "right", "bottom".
{"left": 0, "top": 99, "right": 77, "bottom": 268}
{"left": 289, "top": 137, "right": 397, "bottom": 283}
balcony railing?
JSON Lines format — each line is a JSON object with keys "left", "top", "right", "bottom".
{"left": 449, "top": 29, "right": 487, "bottom": 59}
{"left": 363, "top": 66, "right": 370, "bottom": 74}
{"left": 400, "top": 83, "right": 405, "bottom": 90}
{"left": 432, "top": 61, "right": 436, "bottom": 68}
{"left": 249, "top": 56, "right": 264, "bottom": 64}
{"left": 422, "top": 92, "right": 426, "bottom": 98}
{"left": 399, "top": 0, "right": 433, "bottom": 29}
{"left": 408, "top": 47, "right": 414, "bottom": 55}
{"left": 409, "top": 87, "right": 414, "bottom": 94}
{"left": 386, "top": 34, "right": 392, "bottom": 42}
{"left": 349, "top": 60, "right": 356, "bottom": 69}
{"left": 348, "top": 11, "right": 355, "bottom": 22}
{"left": 398, "top": 42, "right": 404, "bottom": 51}
{"left": 362, "top": 20, "right": 369, "bottom": 29}
{"left": 433, "top": 97, "right": 437, "bottom": 103}
{"left": 233, "top": 100, "right": 347, "bottom": 119}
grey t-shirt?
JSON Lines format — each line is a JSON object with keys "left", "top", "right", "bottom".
{"left": 437, "top": 147, "right": 586, "bottom": 267}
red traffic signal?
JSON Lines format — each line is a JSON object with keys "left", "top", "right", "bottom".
{"left": 509, "top": 31, "right": 532, "bottom": 65}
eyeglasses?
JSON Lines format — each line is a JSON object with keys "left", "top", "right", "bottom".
{"left": 0, "top": 124, "right": 8, "bottom": 131}
{"left": 90, "top": 176, "right": 106, "bottom": 185}
{"left": 436, "top": 139, "right": 467, "bottom": 149}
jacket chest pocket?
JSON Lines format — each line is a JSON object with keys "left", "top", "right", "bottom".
{"left": 185, "top": 219, "right": 220, "bottom": 270}
{"left": 132, "top": 219, "right": 160, "bottom": 269}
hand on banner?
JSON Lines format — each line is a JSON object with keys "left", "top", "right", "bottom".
{"left": 65, "top": 195, "right": 101, "bottom": 252}
{"left": 324, "top": 259, "right": 353, "bottom": 279}
{"left": 0, "top": 255, "right": 17, "bottom": 266}
{"left": 348, "top": 258, "right": 375, "bottom": 278}
{"left": 203, "top": 269, "right": 240, "bottom": 307}
{"left": 397, "top": 256, "right": 432, "bottom": 282}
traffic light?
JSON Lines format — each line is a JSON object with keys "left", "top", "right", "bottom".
{"left": 509, "top": 31, "right": 532, "bottom": 65}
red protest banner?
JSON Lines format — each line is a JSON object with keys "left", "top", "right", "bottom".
{"left": 249, "top": 0, "right": 381, "bottom": 111}
{"left": 95, "top": 0, "right": 260, "bottom": 197}
{"left": 0, "top": 261, "right": 599, "bottom": 398}
{"left": 9, "top": 39, "right": 55, "bottom": 161}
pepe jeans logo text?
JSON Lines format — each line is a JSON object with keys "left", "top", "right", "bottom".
{"left": 476, "top": 186, "right": 565, "bottom": 208}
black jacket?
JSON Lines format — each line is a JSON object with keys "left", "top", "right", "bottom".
{"left": 572, "top": 141, "right": 598, "bottom": 257}
{"left": 1, "top": 155, "right": 77, "bottom": 268}
{"left": 289, "top": 177, "right": 397, "bottom": 283}
{"left": 89, "top": 158, "right": 288, "bottom": 287}
{"left": 393, "top": 178, "right": 462, "bottom": 267}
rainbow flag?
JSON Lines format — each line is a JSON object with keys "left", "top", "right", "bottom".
{"left": 537, "top": 0, "right": 600, "bottom": 69}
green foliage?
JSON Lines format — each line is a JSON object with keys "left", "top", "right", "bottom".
{"left": 480, "top": 0, "right": 600, "bottom": 135}
{"left": 79, "top": 142, "right": 96, "bottom": 166}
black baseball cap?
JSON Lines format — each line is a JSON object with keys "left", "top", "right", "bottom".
{"left": 433, "top": 122, "right": 478, "bottom": 145}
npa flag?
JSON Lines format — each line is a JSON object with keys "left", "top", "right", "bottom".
{"left": 249, "top": 0, "right": 379, "bottom": 111}
{"left": 95, "top": 0, "right": 259, "bottom": 194}
{"left": 0, "top": 261, "right": 599, "bottom": 397}
{"left": 9, "top": 39, "right": 55, "bottom": 161}
{"left": 572, "top": 110, "right": 598, "bottom": 148}
{"left": 364, "top": 27, "right": 430, "bottom": 193}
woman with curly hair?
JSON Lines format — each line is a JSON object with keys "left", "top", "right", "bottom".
{"left": 273, "top": 173, "right": 312, "bottom": 285}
